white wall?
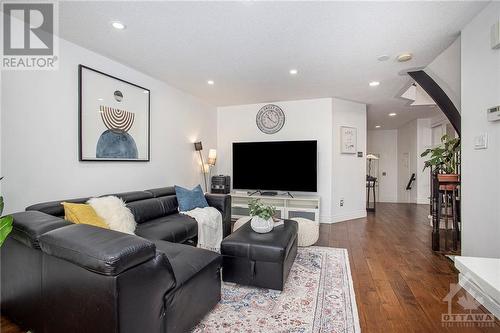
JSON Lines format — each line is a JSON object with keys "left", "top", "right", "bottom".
{"left": 331, "top": 98, "right": 367, "bottom": 222}
{"left": 217, "top": 98, "right": 333, "bottom": 221}
{"left": 1, "top": 38, "right": 217, "bottom": 213}
{"left": 396, "top": 119, "right": 432, "bottom": 204}
{"left": 0, "top": 70, "right": 2, "bottom": 195}
{"left": 426, "top": 37, "right": 462, "bottom": 113}
{"left": 461, "top": 2, "right": 500, "bottom": 258}
{"left": 217, "top": 97, "right": 367, "bottom": 223}
{"left": 368, "top": 121, "right": 430, "bottom": 205}
{"left": 397, "top": 120, "right": 418, "bottom": 203}
{"left": 416, "top": 118, "right": 432, "bottom": 204}
{"left": 367, "top": 130, "right": 398, "bottom": 202}
{"left": 430, "top": 113, "right": 450, "bottom": 128}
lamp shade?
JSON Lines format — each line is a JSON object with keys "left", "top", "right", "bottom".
{"left": 366, "top": 154, "right": 379, "bottom": 160}
{"left": 207, "top": 149, "right": 217, "bottom": 166}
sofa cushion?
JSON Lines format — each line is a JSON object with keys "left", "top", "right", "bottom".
{"left": 158, "top": 195, "right": 178, "bottom": 216}
{"left": 61, "top": 202, "right": 109, "bottom": 229}
{"left": 88, "top": 196, "right": 136, "bottom": 234}
{"left": 101, "top": 191, "right": 153, "bottom": 203}
{"left": 146, "top": 187, "right": 176, "bottom": 198}
{"left": 10, "top": 211, "right": 71, "bottom": 249}
{"left": 135, "top": 214, "right": 197, "bottom": 243}
{"left": 127, "top": 198, "right": 166, "bottom": 224}
{"left": 25, "top": 191, "right": 154, "bottom": 217}
{"left": 174, "top": 185, "right": 208, "bottom": 212}
{"left": 153, "top": 240, "right": 221, "bottom": 286}
{"left": 39, "top": 224, "right": 156, "bottom": 276}
{"left": 26, "top": 198, "right": 89, "bottom": 217}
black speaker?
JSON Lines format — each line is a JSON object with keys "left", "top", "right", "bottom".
{"left": 211, "top": 175, "right": 230, "bottom": 194}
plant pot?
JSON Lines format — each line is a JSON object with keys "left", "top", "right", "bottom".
{"left": 437, "top": 174, "right": 459, "bottom": 183}
{"left": 250, "top": 216, "right": 274, "bottom": 233}
{"left": 437, "top": 173, "right": 459, "bottom": 191}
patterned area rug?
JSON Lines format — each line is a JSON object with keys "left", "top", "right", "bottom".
{"left": 192, "top": 246, "right": 360, "bottom": 333}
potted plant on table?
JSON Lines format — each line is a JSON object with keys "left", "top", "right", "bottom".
{"left": 0, "top": 196, "right": 13, "bottom": 247}
{"left": 0, "top": 177, "right": 13, "bottom": 247}
{"left": 248, "top": 199, "right": 276, "bottom": 233}
{"left": 421, "top": 134, "right": 460, "bottom": 188}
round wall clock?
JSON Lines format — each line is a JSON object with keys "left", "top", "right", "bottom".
{"left": 256, "top": 104, "right": 285, "bottom": 134}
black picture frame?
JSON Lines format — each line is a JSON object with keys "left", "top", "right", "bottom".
{"left": 78, "top": 64, "right": 150, "bottom": 162}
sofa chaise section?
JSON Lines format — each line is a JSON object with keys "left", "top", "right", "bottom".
{"left": 0, "top": 211, "right": 71, "bottom": 331}
{"left": 38, "top": 224, "right": 177, "bottom": 333}
{"left": 1, "top": 186, "right": 231, "bottom": 333}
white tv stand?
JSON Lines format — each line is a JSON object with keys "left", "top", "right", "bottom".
{"left": 231, "top": 192, "right": 321, "bottom": 223}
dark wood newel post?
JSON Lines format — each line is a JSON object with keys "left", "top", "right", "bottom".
{"left": 432, "top": 172, "right": 440, "bottom": 251}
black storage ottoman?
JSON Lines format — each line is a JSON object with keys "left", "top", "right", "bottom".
{"left": 220, "top": 219, "right": 298, "bottom": 291}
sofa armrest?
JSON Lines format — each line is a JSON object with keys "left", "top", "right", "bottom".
{"left": 10, "top": 211, "right": 71, "bottom": 249}
{"left": 38, "top": 224, "right": 156, "bottom": 276}
{"left": 205, "top": 193, "right": 232, "bottom": 237}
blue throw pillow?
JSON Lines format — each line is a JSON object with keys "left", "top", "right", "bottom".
{"left": 175, "top": 185, "right": 209, "bottom": 212}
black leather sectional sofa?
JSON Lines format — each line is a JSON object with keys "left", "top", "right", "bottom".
{"left": 0, "top": 186, "right": 231, "bottom": 333}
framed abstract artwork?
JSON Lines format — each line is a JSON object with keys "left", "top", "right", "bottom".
{"left": 340, "top": 126, "right": 357, "bottom": 154}
{"left": 78, "top": 65, "right": 150, "bottom": 161}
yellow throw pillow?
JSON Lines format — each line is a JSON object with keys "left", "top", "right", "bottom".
{"left": 62, "top": 202, "right": 109, "bottom": 229}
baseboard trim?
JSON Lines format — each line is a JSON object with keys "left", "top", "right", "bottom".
{"left": 324, "top": 210, "right": 367, "bottom": 224}
{"left": 417, "top": 197, "right": 430, "bottom": 205}
{"left": 319, "top": 216, "right": 332, "bottom": 224}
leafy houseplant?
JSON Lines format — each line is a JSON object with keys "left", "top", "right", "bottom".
{"left": 248, "top": 199, "right": 276, "bottom": 233}
{"left": 421, "top": 134, "right": 460, "bottom": 184}
{"left": 0, "top": 196, "right": 13, "bottom": 247}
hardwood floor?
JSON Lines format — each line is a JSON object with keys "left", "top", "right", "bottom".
{"left": 315, "top": 203, "right": 499, "bottom": 333}
{"left": 1, "top": 203, "right": 499, "bottom": 332}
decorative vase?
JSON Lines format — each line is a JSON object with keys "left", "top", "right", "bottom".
{"left": 250, "top": 216, "right": 274, "bottom": 233}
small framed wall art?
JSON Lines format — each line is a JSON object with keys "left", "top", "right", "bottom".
{"left": 79, "top": 65, "right": 150, "bottom": 161}
{"left": 340, "top": 126, "right": 357, "bottom": 154}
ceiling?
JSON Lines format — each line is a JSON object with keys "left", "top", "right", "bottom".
{"left": 58, "top": 1, "right": 488, "bottom": 129}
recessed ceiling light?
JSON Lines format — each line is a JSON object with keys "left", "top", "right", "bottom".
{"left": 369, "top": 81, "right": 380, "bottom": 87}
{"left": 397, "top": 53, "right": 413, "bottom": 62}
{"left": 388, "top": 113, "right": 397, "bottom": 117}
{"left": 377, "top": 55, "right": 389, "bottom": 61}
{"left": 97, "top": 98, "right": 103, "bottom": 101}
{"left": 375, "top": 125, "right": 381, "bottom": 128}
{"left": 289, "top": 69, "right": 298, "bottom": 75}
{"left": 111, "top": 21, "right": 126, "bottom": 30}
{"left": 207, "top": 80, "right": 214, "bottom": 85}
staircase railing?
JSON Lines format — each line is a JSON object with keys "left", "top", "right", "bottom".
{"left": 430, "top": 150, "right": 461, "bottom": 252}
{"left": 406, "top": 173, "right": 416, "bottom": 190}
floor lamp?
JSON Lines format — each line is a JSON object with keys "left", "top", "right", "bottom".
{"left": 194, "top": 141, "right": 208, "bottom": 192}
{"left": 366, "top": 154, "right": 379, "bottom": 179}
{"left": 207, "top": 149, "right": 217, "bottom": 185}
{"left": 366, "top": 154, "right": 379, "bottom": 212}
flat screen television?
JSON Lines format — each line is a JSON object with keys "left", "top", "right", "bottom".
{"left": 232, "top": 140, "right": 317, "bottom": 192}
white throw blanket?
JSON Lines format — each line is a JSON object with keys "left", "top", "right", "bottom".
{"left": 181, "top": 207, "right": 223, "bottom": 252}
